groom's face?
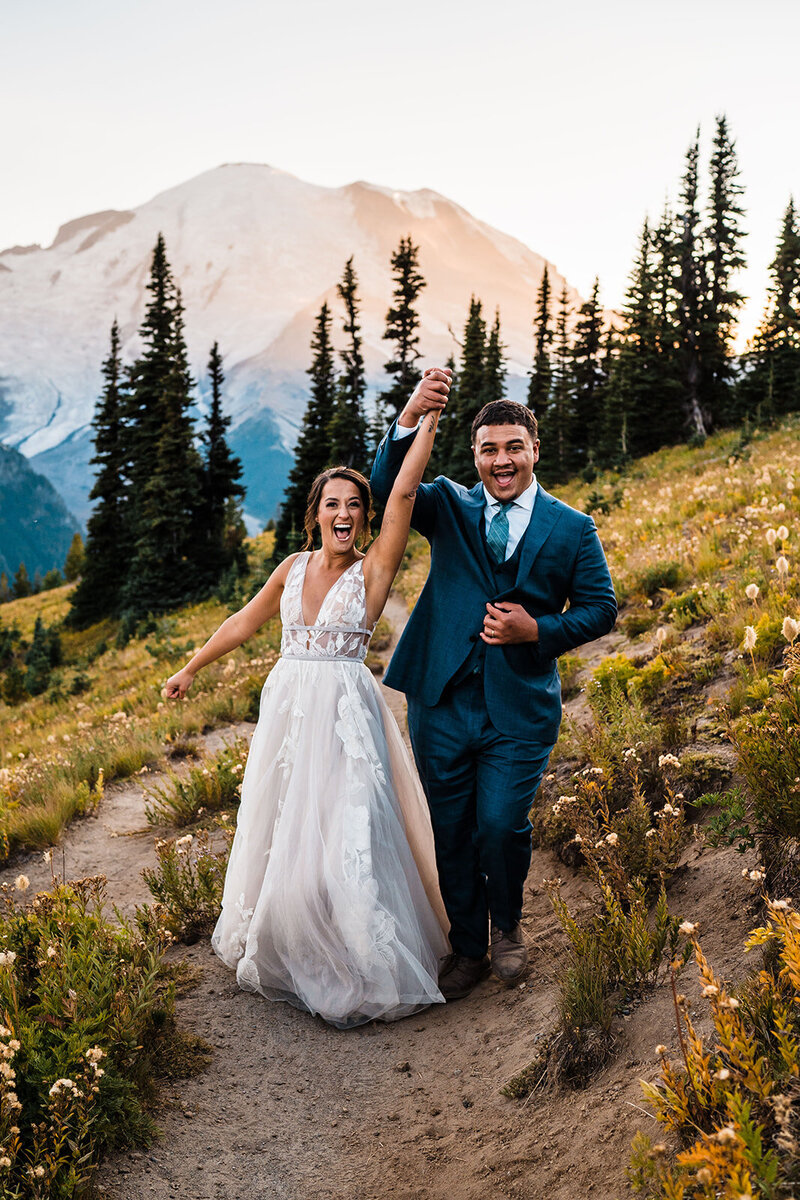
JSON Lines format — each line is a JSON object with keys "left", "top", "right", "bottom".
{"left": 472, "top": 423, "right": 540, "bottom": 502}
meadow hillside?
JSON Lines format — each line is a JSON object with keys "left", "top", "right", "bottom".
{"left": 0, "top": 419, "right": 799, "bottom": 1199}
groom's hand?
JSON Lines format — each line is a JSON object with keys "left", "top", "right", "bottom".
{"left": 481, "top": 602, "right": 539, "bottom": 645}
{"left": 398, "top": 367, "right": 452, "bottom": 428}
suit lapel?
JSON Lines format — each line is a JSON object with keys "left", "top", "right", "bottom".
{"left": 463, "top": 484, "right": 496, "bottom": 582}
{"left": 513, "top": 486, "right": 561, "bottom": 589}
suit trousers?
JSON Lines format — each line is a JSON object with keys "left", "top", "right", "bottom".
{"left": 407, "top": 672, "right": 554, "bottom": 959}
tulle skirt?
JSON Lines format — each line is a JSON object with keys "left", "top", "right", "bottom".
{"left": 211, "top": 656, "right": 449, "bottom": 1028}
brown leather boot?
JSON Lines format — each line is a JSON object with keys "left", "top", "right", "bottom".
{"left": 490, "top": 924, "right": 528, "bottom": 982}
{"left": 438, "top": 953, "right": 491, "bottom": 1000}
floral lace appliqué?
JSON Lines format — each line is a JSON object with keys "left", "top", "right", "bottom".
{"left": 279, "top": 554, "right": 373, "bottom": 662}
{"left": 340, "top": 803, "right": 397, "bottom": 970}
{"left": 335, "top": 693, "right": 387, "bottom": 785}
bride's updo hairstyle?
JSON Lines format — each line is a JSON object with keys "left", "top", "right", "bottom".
{"left": 303, "top": 467, "right": 374, "bottom": 550}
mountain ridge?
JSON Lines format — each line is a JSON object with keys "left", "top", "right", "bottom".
{"left": 0, "top": 443, "right": 80, "bottom": 578}
{"left": 0, "top": 162, "right": 583, "bottom": 525}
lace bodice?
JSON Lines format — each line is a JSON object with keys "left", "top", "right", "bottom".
{"left": 280, "top": 552, "right": 373, "bottom": 662}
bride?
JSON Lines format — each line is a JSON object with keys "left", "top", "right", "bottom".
{"left": 165, "top": 373, "right": 451, "bottom": 1028}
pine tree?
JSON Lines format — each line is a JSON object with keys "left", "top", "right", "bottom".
{"left": 443, "top": 297, "right": 486, "bottom": 483}
{"left": 482, "top": 309, "right": 506, "bottom": 406}
{"left": 63, "top": 533, "right": 86, "bottom": 583}
{"left": 0, "top": 574, "right": 10, "bottom": 604}
{"left": 69, "top": 322, "right": 130, "bottom": 626}
{"left": 704, "top": 115, "right": 747, "bottom": 421}
{"left": 571, "top": 277, "right": 606, "bottom": 470}
{"left": 274, "top": 302, "right": 339, "bottom": 558}
{"left": 429, "top": 353, "right": 457, "bottom": 479}
{"left": 200, "top": 342, "right": 246, "bottom": 585}
{"left": 12, "top": 563, "right": 31, "bottom": 599}
{"left": 543, "top": 285, "right": 573, "bottom": 481}
{"left": 649, "top": 202, "right": 685, "bottom": 440}
{"left": 121, "top": 239, "right": 204, "bottom": 615}
{"left": 675, "top": 131, "right": 709, "bottom": 439}
{"left": 740, "top": 198, "right": 800, "bottom": 418}
{"left": 327, "top": 257, "right": 368, "bottom": 469}
{"left": 603, "top": 219, "right": 661, "bottom": 461}
{"left": 24, "top": 616, "right": 52, "bottom": 696}
{"left": 528, "top": 265, "right": 553, "bottom": 413}
{"left": 381, "top": 235, "right": 426, "bottom": 420}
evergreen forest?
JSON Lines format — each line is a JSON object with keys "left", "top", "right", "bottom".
{"left": 276, "top": 114, "right": 800, "bottom": 549}
{"left": 66, "top": 236, "right": 246, "bottom": 628}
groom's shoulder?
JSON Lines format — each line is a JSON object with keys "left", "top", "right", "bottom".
{"left": 432, "top": 475, "right": 482, "bottom": 505}
{"left": 537, "top": 486, "right": 595, "bottom": 529}
{"left": 534, "top": 489, "right": 597, "bottom": 542}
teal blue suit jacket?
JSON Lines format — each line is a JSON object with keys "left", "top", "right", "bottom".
{"left": 371, "top": 422, "right": 617, "bottom": 744}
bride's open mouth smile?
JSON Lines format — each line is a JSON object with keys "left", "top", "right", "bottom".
{"left": 333, "top": 523, "right": 353, "bottom": 543}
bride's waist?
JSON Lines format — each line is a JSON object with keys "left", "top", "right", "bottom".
{"left": 280, "top": 624, "right": 372, "bottom": 663}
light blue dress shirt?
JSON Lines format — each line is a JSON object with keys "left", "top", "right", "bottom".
{"left": 393, "top": 420, "right": 537, "bottom": 560}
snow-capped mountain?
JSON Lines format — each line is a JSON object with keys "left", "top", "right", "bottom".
{"left": 0, "top": 163, "right": 581, "bottom": 525}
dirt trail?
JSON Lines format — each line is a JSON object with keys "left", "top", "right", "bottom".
{"left": 2, "top": 597, "right": 761, "bottom": 1200}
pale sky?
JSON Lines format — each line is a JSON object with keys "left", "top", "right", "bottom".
{"left": 3, "top": 0, "right": 798, "bottom": 345}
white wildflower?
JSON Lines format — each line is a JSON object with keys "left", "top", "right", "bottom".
{"left": 777, "top": 525, "right": 789, "bottom": 541}
{"left": 745, "top": 583, "right": 760, "bottom": 601}
{"left": 782, "top": 616, "right": 800, "bottom": 642}
{"left": 658, "top": 754, "right": 681, "bottom": 770}
{"left": 605, "top": 832, "right": 619, "bottom": 846}
{"left": 702, "top": 984, "right": 719, "bottom": 997}
{"left": 742, "top": 626, "right": 757, "bottom": 652}
{"left": 655, "top": 1044, "right": 668, "bottom": 1057}
{"left": 766, "top": 528, "right": 778, "bottom": 546}
{"left": 678, "top": 921, "right": 697, "bottom": 935}
{"left": 14, "top": 875, "right": 29, "bottom": 892}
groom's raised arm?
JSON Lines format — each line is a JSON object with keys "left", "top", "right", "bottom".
{"left": 371, "top": 368, "right": 450, "bottom": 541}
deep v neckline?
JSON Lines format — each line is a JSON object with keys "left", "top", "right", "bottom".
{"left": 299, "top": 552, "right": 361, "bottom": 627}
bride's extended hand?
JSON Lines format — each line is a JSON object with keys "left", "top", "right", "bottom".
{"left": 163, "top": 668, "right": 195, "bottom": 700}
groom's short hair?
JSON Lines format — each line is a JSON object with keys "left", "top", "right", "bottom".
{"left": 470, "top": 401, "right": 538, "bottom": 445}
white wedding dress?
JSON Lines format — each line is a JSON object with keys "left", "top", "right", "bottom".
{"left": 211, "top": 552, "right": 449, "bottom": 1028}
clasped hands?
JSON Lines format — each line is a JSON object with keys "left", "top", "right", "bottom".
{"left": 400, "top": 367, "right": 452, "bottom": 426}
{"left": 480, "top": 602, "right": 539, "bottom": 646}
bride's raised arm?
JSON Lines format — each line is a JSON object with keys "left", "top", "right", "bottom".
{"left": 362, "top": 404, "right": 441, "bottom": 625}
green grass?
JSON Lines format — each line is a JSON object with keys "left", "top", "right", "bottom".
{"left": 0, "top": 537, "right": 280, "bottom": 859}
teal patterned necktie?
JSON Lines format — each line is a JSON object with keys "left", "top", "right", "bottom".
{"left": 487, "top": 501, "right": 513, "bottom": 564}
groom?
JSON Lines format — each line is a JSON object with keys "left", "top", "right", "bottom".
{"left": 371, "top": 369, "right": 617, "bottom": 1000}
